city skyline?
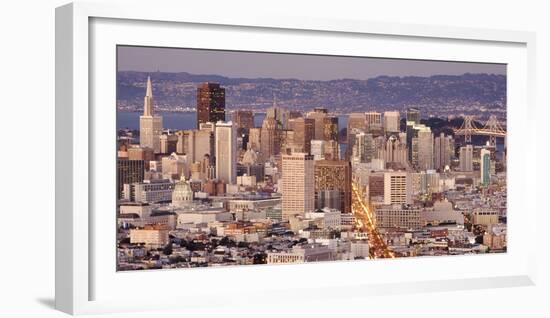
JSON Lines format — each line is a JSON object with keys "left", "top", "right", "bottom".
{"left": 117, "top": 48, "right": 507, "bottom": 271}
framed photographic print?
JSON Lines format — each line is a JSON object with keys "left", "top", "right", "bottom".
{"left": 55, "top": 1, "right": 537, "bottom": 315}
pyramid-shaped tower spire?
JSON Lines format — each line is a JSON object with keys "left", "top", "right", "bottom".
{"left": 143, "top": 76, "right": 154, "bottom": 116}
{"left": 146, "top": 76, "right": 153, "bottom": 98}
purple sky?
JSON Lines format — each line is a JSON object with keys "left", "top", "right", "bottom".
{"left": 117, "top": 46, "right": 506, "bottom": 81}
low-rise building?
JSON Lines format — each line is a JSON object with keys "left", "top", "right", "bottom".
{"left": 266, "top": 244, "right": 333, "bottom": 264}
{"left": 129, "top": 224, "right": 169, "bottom": 248}
{"left": 176, "top": 208, "right": 232, "bottom": 226}
{"left": 472, "top": 209, "right": 499, "bottom": 225}
{"left": 122, "top": 179, "right": 175, "bottom": 203}
{"left": 305, "top": 208, "right": 342, "bottom": 230}
{"left": 119, "top": 202, "right": 153, "bottom": 218}
{"left": 374, "top": 204, "right": 421, "bottom": 230}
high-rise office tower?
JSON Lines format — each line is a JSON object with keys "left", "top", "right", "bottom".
{"left": 215, "top": 122, "right": 237, "bottom": 184}
{"left": 305, "top": 108, "right": 338, "bottom": 142}
{"left": 383, "top": 171, "right": 412, "bottom": 205}
{"left": 159, "top": 134, "right": 179, "bottom": 154}
{"left": 260, "top": 117, "right": 279, "bottom": 160}
{"left": 201, "top": 154, "right": 214, "bottom": 180}
{"left": 279, "top": 129, "right": 296, "bottom": 155}
{"left": 406, "top": 121, "right": 416, "bottom": 162}
{"left": 306, "top": 107, "right": 328, "bottom": 140}
{"left": 288, "top": 117, "right": 315, "bottom": 154}
{"left": 434, "top": 133, "right": 453, "bottom": 171}
{"left": 323, "top": 116, "right": 339, "bottom": 142}
{"left": 117, "top": 159, "right": 145, "bottom": 199}
{"left": 197, "top": 82, "right": 225, "bottom": 128}
{"left": 348, "top": 113, "right": 366, "bottom": 133}
{"left": 127, "top": 147, "right": 154, "bottom": 169}
{"left": 310, "top": 140, "right": 326, "bottom": 160}
{"left": 266, "top": 105, "right": 289, "bottom": 129}
{"left": 378, "top": 135, "right": 408, "bottom": 166}
{"left": 413, "top": 125, "right": 434, "bottom": 170}
{"left": 406, "top": 107, "right": 421, "bottom": 125}
{"left": 383, "top": 111, "right": 401, "bottom": 134}
{"left": 365, "top": 112, "right": 382, "bottom": 131}
{"left": 281, "top": 153, "right": 315, "bottom": 220}
{"left": 347, "top": 113, "right": 367, "bottom": 158}
{"left": 352, "top": 132, "right": 374, "bottom": 163}
{"left": 480, "top": 148, "right": 491, "bottom": 186}
{"left": 324, "top": 140, "right": 340, "bottom": 161}
{"left": 314, "top": 160, "right": 352, "bottom": 213}
{"left": 232, "top": 110, "right": 254, "bottom": 134}
{"left": 161, "top": 153, "right": 188, "bottom": 180}
{"left": 459, "top": 145, "right": 473, "bottom": 172}
{"left": 139, "top": 76, "right": 163, "bottom": 153}
{"left": 176, "top": 129, "right": 214, "bottom": 165}
{"left": 248, "top": 127, "right": 261, "bottom": 151}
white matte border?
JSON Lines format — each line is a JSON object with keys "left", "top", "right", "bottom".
{"left": 56, "top": 2, "right": 536, "bottom": 315}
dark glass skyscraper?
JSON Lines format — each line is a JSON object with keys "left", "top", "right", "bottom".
{"left": 197, "top": 82, "right": 225, "bottom": 128}
{"left": 117, "top": 159, "right": 145, "bottom": 199}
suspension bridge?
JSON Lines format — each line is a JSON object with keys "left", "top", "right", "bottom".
{"left": 454, "top": 115, "right": 506, "bottom": 147}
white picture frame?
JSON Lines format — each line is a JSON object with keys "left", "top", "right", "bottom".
{"left": 55, "top": 1, "right": 537, "bottom": 315}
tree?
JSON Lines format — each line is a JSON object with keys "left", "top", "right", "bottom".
{"left": 179, "top": 239, "right": 188, "bottom": 248}
{"left": 237, "top": 241, "right": 249, "bottom": 248}
{"left": 162, "top": 243, "right": 173, "bottom": 255}
{"left": 475, "top": 235, "right": 484, "bottom": 244}
{"left": 253, "top": 252, "right": 267, "bottom": 264}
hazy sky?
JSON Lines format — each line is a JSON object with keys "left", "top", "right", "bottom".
{"left": 117, "top": 46, "right": 506, "bottom": 81}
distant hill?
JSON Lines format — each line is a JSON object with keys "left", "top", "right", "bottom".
{"left": 117, "top": 71, "right": 506, "bottom": 117}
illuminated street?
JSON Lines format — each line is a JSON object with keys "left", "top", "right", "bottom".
{"left": 351, "top": 181, "right": 395, "bottom": 259}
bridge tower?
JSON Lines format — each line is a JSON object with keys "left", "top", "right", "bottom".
{"left": 461, "top": 115, "right": 475, "bottom": 144}
{"left": 483, "top": 115, "right": 504, "bottom": 147}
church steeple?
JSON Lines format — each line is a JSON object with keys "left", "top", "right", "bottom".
{"left": 143, "top": 76, "right": 154, "bottom": 116}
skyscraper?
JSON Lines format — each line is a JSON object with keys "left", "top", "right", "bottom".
{"left": 324, "top": 140, "right": 340, "bottom": 161}
{"left": 306, "top": 107, "right": 328, "bottom": 140}
{"left": 378, "top": 135, "right": 408, "bottom": 166}
{"left": 176, "top": 129, "right": 214, "bottom": 164}
{"left": 260, "top": 117, "right": 279, "bottom": 160}
{"left": 459, "top": 145, "right": 473, "bottom": 172}
{"left": 347, "top": 113, "right": 367, "bottom": 158}
{"left": 383, "top": 171, "right": 412, "bottom": 205}
{"left": 215, "top": 122, "right": 237, "bottom": 184}
{"left": 279, "top": 129, "right": 296, "bottom": 155}
{"left": 248, "top": 127, "right": 261, "bottom": 151}
{"left": 352, "top": 132, "right": 374, "bottom": 163}
{"left": 314, "top": 160, "right": 352, "bottom": 213}
{"left": 406, "top": 121, "right": 416, "bottom": 162}
{"left": 310, "top": 140, "right": 326, "bottom": 160}
{"left": 365, "top": 112, "right": 382, "bottom": 130}
{"left": 383, "top": 111, "right": 400, "bottom": 134}
{"left": 139, "top": 76, "right": 163, "bottom": 153}
{"left": 348, "top": 113, "right": 366, "bottom": 133}
{"left": 266, "top": 105, "right": 289, "bottom": 129}
{"left": 282, "top": 153, "right": 315, "bottom": 220}
{"left": 288, "top": 117, "right": 315, "bottom": 154}
{"left": 406, "top": 108, "right": 421, "bottom": 125}
{"left": 233, "top": 110, "right": 254, "bottom": 134}
{"left": 117, "top": 159, "right": 145, "bottom": 199}
{"left": 323, "top": 116, "right": 339, "bottom": 142}
{"left": 434, "top": 133, "right": 453, "bottom": 171}
{"left": 413, "top": 125, "right": 434, "bottom": 170}
{"left": 197, "top": 82, "right": 226, "bottom": 128}
{"left": 480, "top": 148, "right": 491, "bottom": 186}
